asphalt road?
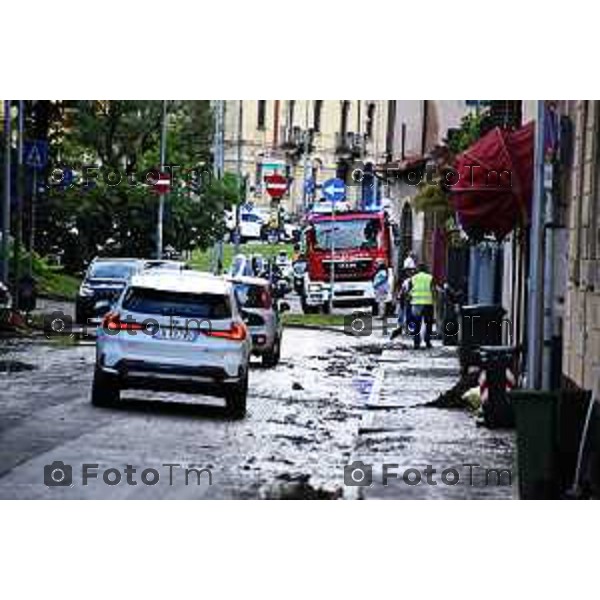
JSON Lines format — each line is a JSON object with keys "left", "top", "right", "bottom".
{"left": 0, "top": 317, "right": 514, "bottom": 499}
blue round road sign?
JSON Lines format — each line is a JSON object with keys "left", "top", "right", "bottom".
{"left": 322, "top": 178, "right": 346, "bottom": 202}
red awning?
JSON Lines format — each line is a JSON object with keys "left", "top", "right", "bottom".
{"left": 449, "top": 122, "right": 534, "bottom": 240}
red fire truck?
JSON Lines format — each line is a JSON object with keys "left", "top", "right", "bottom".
{"left": 300, "top": 207, "right": 399, "bottom": 314}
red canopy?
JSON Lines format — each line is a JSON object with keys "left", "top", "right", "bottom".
{"left": 450, "top": 122, "right": 534, "bottom": 240}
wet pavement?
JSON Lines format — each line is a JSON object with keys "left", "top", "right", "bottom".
{"left": 0, "top": 318, "right": 514, "bottom": 499}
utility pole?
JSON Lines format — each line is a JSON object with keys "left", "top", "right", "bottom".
{"left": 542, "top": 105, "right": 560, "bottom": 390}
{"left": 2, "top": 101, "right": 11, "bottom": 285}
{"left": 156, "top": 100, "right": 168, "bottom": 259}
{"left": 12, "top": 101, "right": 24, "bottom": 308}
{"left": 526, "top": 100, "right": 546, "bottom": 390}
{"left": 234, "top": 100, "right": 243, "bottom": 255}
{"left": 372, "top": 102, "right": 379, "bottom": 210}
{"left": 302, "top": 101, "right": 310, "bottom": 215}
{"left": 212, "top": 100, "right": 225, "bottom": 273}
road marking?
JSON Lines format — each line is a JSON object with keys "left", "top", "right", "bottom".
{"left": 367, "top": 368, "right": 384, "bottom": 406}
{"left": 345, "top": 364, "right": 385, "bottom": 499}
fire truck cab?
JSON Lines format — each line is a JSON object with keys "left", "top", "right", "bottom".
{"left": 300, "top": 208, "right": 399, "bottom": 314}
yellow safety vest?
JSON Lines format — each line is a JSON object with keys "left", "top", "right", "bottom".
{"left": 410, "top": 272, "right": 433, "bottom": 305}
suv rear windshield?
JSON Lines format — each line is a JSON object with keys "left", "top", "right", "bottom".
{"left": 234, "top": 283, "right": 271, "bottom": 309}
{"left": 89, "top": 262, "right": 139, "bottom": 280}
{"left": 122, "top": 287, "right": 231, "bottom": 319}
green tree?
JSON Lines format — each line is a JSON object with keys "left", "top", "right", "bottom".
{"left": 36, "top": 100, "right": 240, "bottom": 271}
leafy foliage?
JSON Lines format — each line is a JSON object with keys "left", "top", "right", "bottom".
{"left": 33, "top": 101, "right": 238, "bottom": 272}
{"left": 412, "top": 179, "right": 453, "bottom": 222}
{"left": 446, "top": 112, "right": 484, "bottom": 156}
{"left": 414, "top": 111, "right": 486, "bottom": 227}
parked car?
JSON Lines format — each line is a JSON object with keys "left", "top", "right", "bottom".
{"left": 92, "top": 270, "right": 251, "bottom": 418}
{"left": 229, "top": 275, "right": 289, "bottom": 367}
{"left": 225, "top": 209, "right": 265, "bottom": 242}
{"left": 75, "top": 258, "right": 144, "bottom": 324}
{"left": 229, "top": 254, "right": 254, "bottom": 278}
{"left": 239, "top": 211, "right": 263, "bottom": 241}
{"left": 292, "top": 259, "right": 307, "bottom": 295}
{"left": 0, "top": 280, "right": 11, "bottom": 309}
{"left": 143, "top": 259, "right": 190, "bottom": 272}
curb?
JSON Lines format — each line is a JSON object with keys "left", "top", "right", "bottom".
{"left": 283, "top": 323, "right": 348, "bottom": 335}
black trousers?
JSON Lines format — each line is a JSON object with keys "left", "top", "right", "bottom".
{"left": 409, "top": 304, "right": 434, "bottom": 346}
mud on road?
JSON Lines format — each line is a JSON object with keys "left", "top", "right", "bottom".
{"left": 0, "top": 327, "right": 513, "bottom": 499}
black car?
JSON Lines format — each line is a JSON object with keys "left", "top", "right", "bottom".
{"left": 75, "top": 258, "right": 143, "bottom": 323}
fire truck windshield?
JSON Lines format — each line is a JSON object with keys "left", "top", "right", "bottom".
{"left": 313, "top": 218, "right": 381, "bottom": 250}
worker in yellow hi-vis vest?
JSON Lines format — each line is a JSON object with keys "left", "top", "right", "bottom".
{"left": 407, "top": 263, "right": 436, "bottom": 349}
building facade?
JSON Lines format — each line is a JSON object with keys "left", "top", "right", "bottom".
{"left": 222, "top": 100, "right": 474, "bottom": 265}
{"left": 222, "top": 100, "right": 392, "bottom": 215}
{"left": 562, "top": 100, "right": 600, "bottom": 393}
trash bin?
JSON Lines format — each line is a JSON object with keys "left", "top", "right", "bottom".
{"left": 510, "top": 389, "right": 561, "bottom": 499}
{"left": 459, "top": 304, "right": 506, "bottom": 373}
{"left": 479, "top": 346, "right": 517, "bottom": 428}
{"left": 440, "top": 291, "right": 460, "bottom": 346}
{"left": 17, "top": 274, "right": 37, "bottom": 312}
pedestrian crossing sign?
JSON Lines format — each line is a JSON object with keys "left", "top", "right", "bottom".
{"left": 24, "top": 140, "right": 49, "bottom": 170}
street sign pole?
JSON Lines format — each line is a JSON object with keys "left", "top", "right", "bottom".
{"left": 156, "top": 100, "right": 167, "bottom": 259}
{"left": 320, "top": 177, "right": 346, "bottom": 314}
{"left": 302, "top": 101, "right": 310, "bottom": 215}
{"left": 13, "top": 101, "right": 24, "bottom": 306}
{"left": 214, "top": 100, "right": 225, "bottom": 274}
{"left": 234, "top": 100, "right": 243, "bottom": 255}
{"left": 23, "top": 139, "right": 48, "bottom": 278}
{"left": 329, "top": 203, "right": 335, "bottom": 313}
{"left": 2, "top": 101, "right": 11, "bottom": 285}
{"left": 29, "top": 168, "right": 37, "bottom": 277}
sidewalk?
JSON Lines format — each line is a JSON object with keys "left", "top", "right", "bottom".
{"left": 351, "top": 336, "right": 515, "bottom": 499}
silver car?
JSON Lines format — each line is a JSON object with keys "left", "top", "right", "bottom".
{"left": 229, "top": 275, "right": 289, "bottom": 367}
{"left": 93, "top": 271, "right": 252, "bottom": 418}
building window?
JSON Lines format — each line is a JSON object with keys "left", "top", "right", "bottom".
{"left": 366, "top": 103, "right": 376, "bottom": 139}
{"left": 257, "top": 100, "right": 266, "bottom": 130}
{"left": 313, "top": 100, "right": 323, "bottom": 133}
{"left": 400, "top": 202, "right": 414, "bottom": 259}
{"left": 340, "top": 101, "right": 350, "bottom": 137}
{"left": 287, "top": 100, "right": 295, "bottom": 127}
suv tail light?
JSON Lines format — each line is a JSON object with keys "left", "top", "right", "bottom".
{"left": 206, "top": 322, "right": 247, "bottom": 341}
{"left": 101, "top": 312, "right": 143, "bottom": 331}
{"left": 102, "top": 311, "right": 119, "bottom": 330}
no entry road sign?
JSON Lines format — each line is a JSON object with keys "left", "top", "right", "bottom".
{"left": 265, "top": 174, "right": 287, "bottom": 198}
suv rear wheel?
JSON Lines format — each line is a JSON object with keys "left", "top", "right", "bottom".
{"left": 75, "top": 302, "right": 87, "bottom": 325}
{"left": 91, "top": 367, "right": 120, "bottom": 407}
{"left": 262, "top": 335, "right": 281, "bottom": 368}
{"left": 225, "top": 369, "right": 248, "bottom": 419}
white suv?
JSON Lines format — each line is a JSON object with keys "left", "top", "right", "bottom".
{"left": 92, "top": 271, "right": 251, "bottom": 418}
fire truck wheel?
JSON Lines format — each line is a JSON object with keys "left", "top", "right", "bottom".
{"left": 300, "top": 297, "right": 318, "bottom": 314}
